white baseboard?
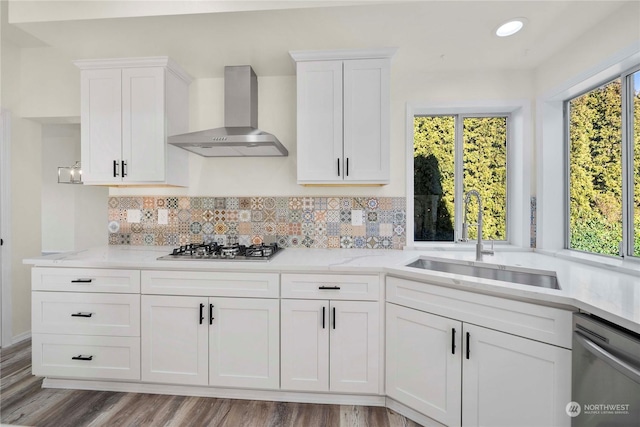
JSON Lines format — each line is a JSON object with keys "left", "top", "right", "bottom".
{"left": 12, "top": 330, "right": 31, "bottom": 345}
{"left": 385, "top": 397, "right": 445, "bottom": 427}
{"left": 42, "top": 378, "right": 386, "bottom": 407}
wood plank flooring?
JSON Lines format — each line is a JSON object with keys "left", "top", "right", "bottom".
{"left": 1, "top": 340, "right": 422, "bottom": 427}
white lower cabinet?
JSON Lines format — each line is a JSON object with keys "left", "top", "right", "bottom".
{"left": 141, "top": 295, "right": 279, "bottom": 389}
{"left": 281, "top": 299, "right": 379, "bottom": 394}
{"left": 386, "top": 302, "right": 572, "bottom": 427}
{"left": 386, "top": 303, "right": 462, "bottom": 426}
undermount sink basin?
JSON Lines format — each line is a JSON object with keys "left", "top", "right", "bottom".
{"left": 406, "top": 258, "right": 560, "bottom": 290}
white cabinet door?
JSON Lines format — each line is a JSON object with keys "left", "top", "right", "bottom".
{"left": 80, "top": 68, "right": 122, "bottom": 183}
{"left": 121, "top": 67, "right": 166, "bottom": 182}
{"left": 141, "top": 295, "right": 208, "bottom": 386}
{"left": 343, "top": 59, "right": 390, "bottom": 183}
{"left": 281, "top": 299, "right": 329, "bottom": 392}
{"left": 386, "top": 303, "right": 462, "bottom": 426}
{"left": 296, "top": 60, "right": 344, "bottom": 183}
{"left": 209, "top": 297, "right": 280, "bottom": 390}
{"left": 462, "top": 324, "right": 571, "bottom": 427}
{"left": 330, "top": 300, "right": 380, "bottom": 394}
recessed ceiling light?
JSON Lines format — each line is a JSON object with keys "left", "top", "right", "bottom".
{"left": 496, "top": 18, "right": 526, "bottom": 37}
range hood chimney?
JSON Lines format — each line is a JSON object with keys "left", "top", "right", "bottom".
{"left": 168, "top": 66, "right": 288, "bottom": 157}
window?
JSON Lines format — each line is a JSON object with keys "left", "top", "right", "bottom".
{"left": 413, "top": 114, "right": 508, "bottom": 243}
{"left": 566, "top": 68, "right": 640, "bottom": 258}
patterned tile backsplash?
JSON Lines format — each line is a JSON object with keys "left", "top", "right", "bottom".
{"left": 108, "top": 196, "right": 407, "bottom": 249}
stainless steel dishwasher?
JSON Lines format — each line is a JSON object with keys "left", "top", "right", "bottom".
{"left": 572, "top": 313, "right": 640, "bottom": 426}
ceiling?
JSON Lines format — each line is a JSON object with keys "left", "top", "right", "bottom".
{"left": 2, "top": 1, "right": 634, "bottom": 78}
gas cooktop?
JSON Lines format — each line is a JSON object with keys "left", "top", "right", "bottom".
{"left": 157, "top": 242, "right": 282, "bottom": 262}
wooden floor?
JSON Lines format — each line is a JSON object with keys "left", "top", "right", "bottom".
{"left": 1, "top": 340, "right": 422, "bottom": 427}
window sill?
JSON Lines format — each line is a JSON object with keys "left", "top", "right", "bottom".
{"left": 404, "top": 242, "right": 530, "bottom": 253}
{"left": 535, "top": 249, "right": 640, "bottom": 277}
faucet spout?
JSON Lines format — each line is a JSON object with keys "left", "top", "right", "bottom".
{"left": 463, "top": 190, "right": 493, "bottom": 261}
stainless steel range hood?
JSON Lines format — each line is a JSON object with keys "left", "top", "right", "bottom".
{"left": 168, "top": 66, "right": 288, "bottom": 157}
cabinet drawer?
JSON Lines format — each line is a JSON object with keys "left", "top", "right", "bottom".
{"left": 32, "top": 268, "right": 140, "bottom": 293}
{"left": 32, "top": 292, "right": 140, "bottom": 336}
{"left": 387, "top": 276, "right": 572, "bottom": 348}
{"left": 32, "top": 334, "right": 140, "bottom": 380}
{"left": 281, "top": 274, "right": 379, "bottom": 301}
{"left": 141, "top": 270, "right": 279, "bottom": 298}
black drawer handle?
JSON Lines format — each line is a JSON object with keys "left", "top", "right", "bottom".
{"left": 71, "top": 312, "right": 93, "bottom": 318}
{"left": 71, "top": 279, "right": 93, "bottom": 284}
{"left": 322, "top": 306, "right": 326, "bottom": 329}
{"left": 113, "top": 160, "right": 119, "bottom": 177}
{"left": 332, "top": 306, "right": 336, "bottom": 330}
{"left": 337, "top": 158, "right": 340, "bottom": 176}
{"left": 209, "top": 304, "right": 214, "bottom": 325}
{"left": 346, "top": 157, "right": 349, "bottom": 176}
{"left": 72, "top": 355, "right": 93, "bottom": 361}
{"left": 466, "top": 332, "right": 471, "bottom": 360}
{"left": 199, "top": 303, "right": 204, "bottom": 325}
{"left": 452, "top": 328, "right": 456, "bottom": 355}
{"left": 318, "top": 286, "right": 341, "bottom": 290}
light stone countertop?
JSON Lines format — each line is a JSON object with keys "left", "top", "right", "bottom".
{"left": 24, "top": 246, "right": 640, "bottom": 334}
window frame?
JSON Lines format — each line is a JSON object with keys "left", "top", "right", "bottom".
{"left": 406, "top": 101, "right": 530, "bottom": 249}
{"left": 563, "top": 65, "right": 640, "bottom": 259}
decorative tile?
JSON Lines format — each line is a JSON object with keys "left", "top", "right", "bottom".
{"left": 214, "top": 222, "right": 228, "bottom": 235}
{"left": 328, "top": 236, "right": 340, "bottom": 248}
{"left": 202, "top": 222, "right": 215, "bottom": 235}
{"left": 366, "top": 198, "right": 379, "bottom": 210}
{"left": 214, "top": 198, "right": 226, "bottom": 209}
{"left": 166, "top": 197, "right": 179, "bottom": 209}
{"left": 238, "top": 210, "right": 251, "bottom": 222}
{"left": 314, "top": 198, "right": 328, "bottom": 210}
{"left": 263, "top": 209, "right": 276, "bottom": 222}
{"left": 263, "top": 197, "right": 276, "bottom": 210}
{"left": 302, "top": 197, "right": 314, "bottom": 210}
{"left": 251, "top": 210, "right": 263, "bottom": 222}
{"left": 264, "top": 222, "right": 277, "bottom": 235}
{"left": 327, "top": 198, "right": 340, "bottom": 210}
{"left": 239, "top": 198, "right": 251, "bottom": 209}
{"left": 202, "top": 197, "right": 215, "bottom": 210}
{"left": 289, "top": 197, "right": 303, "bottom": 210}
{"left": 108, "top": 196, "right": 407, "bottom": 249}
{"left": 225, "top": 197, "right": 239, "bottom": 210}
{"left": 340, "top": 236, "right": 354, "bottom": 248}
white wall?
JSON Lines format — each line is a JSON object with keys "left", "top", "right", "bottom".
{"left": 41, "top": 124, "right": 107, "bottom": 253}
{"left": 533, "top": 1, "right": 640, "bottom": 251}
{"left": 2, "top": 38, "right": 42, "bottom": 340}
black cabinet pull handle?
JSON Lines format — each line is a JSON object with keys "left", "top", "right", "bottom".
{"left": 318, "top": 286, "right": 341, "bottom": 290}
{"left": 209, "top": 304, "right": 214, "bottom": 325}
{"left": 332, "top": 307, "right": 336, "bottom": 330}
{"left": 71, "top": 312, "right": 93, "bottom": 318}
{"left": 466, "top": 332, "right": 470, "bottom": 360}
{"left": 337, "top": 158, "right": 340, "bottom": 176}
{"left": 72, "top": 355, "right": 93, "bottom": 361}
{"left": 113, "top": 160, "right": 118, "bottom": 177}
{"left": 71, "top": 279, "right": 92, "bottom": 284}
{"left": 199, "top": 303, "right": 204, "bottom": 325}
{"left": 452, "top": 328, "right": 456, "bottom": 355}
{"left": 346, "top": 158, "right": 349, "bottom": 176}
{"left": 122, "top": 160, "right": 127, "bottom": 177}
{"left": 322, "top": 306, "right": 326, "bottom": 329}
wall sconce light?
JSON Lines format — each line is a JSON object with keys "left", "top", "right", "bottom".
{"left": 58, "top": 161, "right": 83, "bottom": 184}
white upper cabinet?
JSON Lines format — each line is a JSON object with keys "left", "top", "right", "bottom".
{"left": 75, "top": 57, "right": 191, "bottom": 186}
{"left": 291, "top": 48, "right": 396, "bottom": 185}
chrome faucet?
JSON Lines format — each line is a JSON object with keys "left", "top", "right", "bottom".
{"left": 462, "top": 190, "right": 494, "bottom": 261}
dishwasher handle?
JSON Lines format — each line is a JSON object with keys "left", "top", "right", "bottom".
{"left": 575, "top": 332, "right": 640, "bottom": 383}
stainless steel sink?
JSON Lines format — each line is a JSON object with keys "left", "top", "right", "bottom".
{"left": 406, "top": 258, "right": 560, "bottom": 289}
